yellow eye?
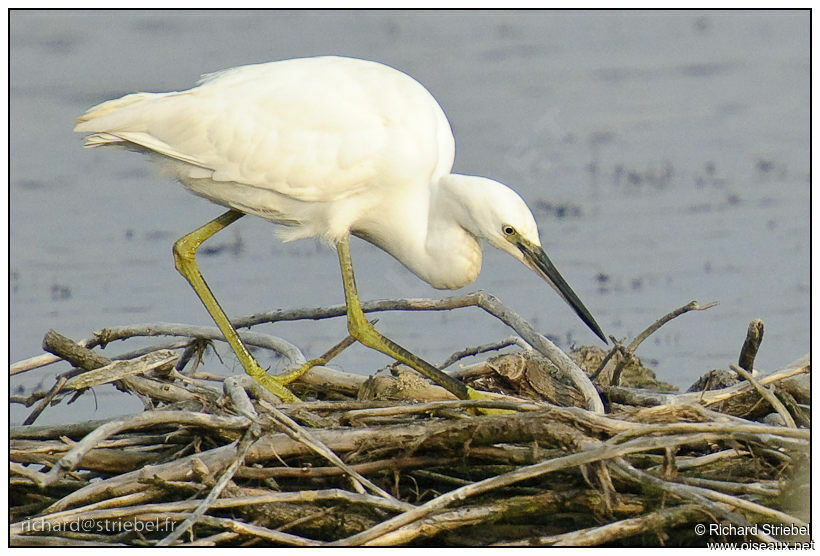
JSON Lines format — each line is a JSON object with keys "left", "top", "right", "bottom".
{"left": 502, "top": 225, "right": 516, "bottom": 236}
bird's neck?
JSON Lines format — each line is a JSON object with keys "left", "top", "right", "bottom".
{"left": 351, "top": 174, "right": 483, "bottom": 290}
{"left": 434, "top": 173, "right": 496, "bottom": 239}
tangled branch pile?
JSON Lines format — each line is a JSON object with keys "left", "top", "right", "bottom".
{"left": 9, "top": 294, "right": 811, "bottom": 547}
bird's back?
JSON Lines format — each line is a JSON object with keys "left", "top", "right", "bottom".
{"left": 74, "top": 57, "right": 455, "bottom": 210}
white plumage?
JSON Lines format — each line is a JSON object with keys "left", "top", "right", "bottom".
{"left": 75, "top": 55, "right": 605, "bottom": 338}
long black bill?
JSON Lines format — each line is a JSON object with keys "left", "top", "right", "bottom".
{"left": 517, "top": 239, "right": 607, "bottom": 343}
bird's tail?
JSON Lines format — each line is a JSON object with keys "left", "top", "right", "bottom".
{"left": 73, "top": 92, "right": 156, "bottom": 147}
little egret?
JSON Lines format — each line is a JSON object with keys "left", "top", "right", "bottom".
{"left": 74, "top": 56, "right": 605, "bottom": 403}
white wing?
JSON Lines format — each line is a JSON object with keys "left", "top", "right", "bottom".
{"left": 74, "top": 57, "right": 455, "bottom": 204}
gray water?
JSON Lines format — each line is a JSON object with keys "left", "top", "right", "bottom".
{"left": 10, "top": 10, "right": 809, "bottom": 425}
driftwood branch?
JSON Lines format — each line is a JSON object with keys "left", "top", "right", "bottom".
{"left": 730, "top": 364, "right": 796, "bottom": 428}
{"left": 594, "top": 300, "right": 718, "bottom": 386}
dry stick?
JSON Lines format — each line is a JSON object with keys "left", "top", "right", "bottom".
{"left": 612, "top": 458, "right": 807, "bottom": 531}
{"left": 64, "top": 350, "right": 179, "bottom": 391}
{"left": 738, "top": 319, "right": 764, "bottom": 373}
{"left": 277, "top": 506, "right": 337, "bottom": 533}
{"left": 602, "top": 300, "right": 719, "bottom": 386}
{"left": 610, "top": 459, "right": 769, "bottom": 542}
{"left": 11, "top": 339, "right": 95, "bottom": 376}
{"left": 150, "top": 513, "right": 321, "bottom": 547}
{"left": 50, "top": 490, "right": 164, "bottom": 517}
{"left": 730, "top": 364, "right": 796, "bottom": 428}
{"left": 224, "top": 376, "right": 263, "bottom": 418}
{"left": 116, "top": 339, "right": 196, "bottom": 366}
{"left": 494, "top": 504, "right": 707, "bottom": 546}
{"left": 588, "top": 345, "right": 620, "bottom": 381}
{"left": 438, "top": 336, "right": 530, "bottom": 369}
{"left": 42, "top": 330, "right": 200, "bottom": 406}
{"left": 237, "top": 456, "right": 459, "bottom": 479}
{"left": 182, "top": 531, "right": 240, "bottom": 547}
{"left": 648, "top": 449, "right": 749, "bottom": 472}
{"left": 22, "top": 375, "right": 68, "bottom": 426}
{"left": 606, "top": 358, "right": 810, "bottom": 409}
{"left": 10, "top": 391, "right": 50, "bottom": 408}
{"left": 697, "top": 361, "right": 809, "bottom": 406}
{"left": 628, "top": 300, "right": 719, "bottom": 354}
{"left": 28, "top": 408, "right": 730, "bottom": 518}
{"left": 11, "top": 418, "right": 118, "bottom": 440}
{"left": 475, "top": 293, "right": 604, "bottom": 413}
{"left": 30, "top": 331, "right": 118, "bottom": 424}
{"left": 157, "top": 425, "right": 259, "bottom": 546}
{"left": 329, "top": 430, "right": 748, "bottom": 547}
{"left": 367, "top": 494, "right": 550, "bottom": 546}
{"left": 257, "top": 399, "right": 412, "bottom": 509}
{"left": 36, "top": 411, "right": 251, "bottom": 488}
{"left": 40, "top": 424, "right": 404, "bottom": 514}
{"left": 11, "top": 536, "right": 127, "bottom": 548}
{"left": 93, "top": 323, "right": 308, "bottom": 367}
{"left": 342, "top": 399, "right": 542, "bottom": 421}
{"left": 233, "top": 294, "right": 485, "bottom": 327}
{"left": 16, "top": 324, "right": 308, "bottom": 375}
{"left": 607, "top": 421, "right": 808, "bottom": 445}
{"left": 674, "top": 477, "right": 779, "bottom": 498}
{"left": 10, "top": 462, "right": 50, "bottom": 484}
{"left": 21, "top": 325, "right": 358, "bottom": 399}
{"left": 315, "top": 330, "right": 359, "bottom": 363}
{"left": 12, "top": 490, "right": 410, "bottom": 537}
{"left": 44, "top": 408, "right": 512, "bottom": 511}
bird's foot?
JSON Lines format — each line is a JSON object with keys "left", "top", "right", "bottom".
{"left": 466, "top": 386, "right": 516, "bottom": 415}
{"left": 244, "top": 358, "right": 323, "bottom": 403}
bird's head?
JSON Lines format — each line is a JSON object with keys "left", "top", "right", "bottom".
{"left": 442, "top": 174, "right": 607, "bottom": 343}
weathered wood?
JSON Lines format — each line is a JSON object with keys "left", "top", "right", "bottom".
{"left": 10, "top": 305, "right": 810, "bottom": 547}
{"left": 65, "top": 350, "right": 179, "bottom": 390}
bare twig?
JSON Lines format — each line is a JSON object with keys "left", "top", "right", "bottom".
{"left": 730, "top": 364, "right": 796, "bottom": 428}
{"left": 12, "top": 490, "right": 411, "bottom": 537}
{"left": 438, "top": 336, "right": 530, "bottom": 369}
{"left": 612, "top": 458, "right": 807, "bottom": 528}
{"left": 157, "top": 425, "right": 259, "bottom": 546}
{"left": 630, "top": 300, "right": 719, "bottom": 354}
{"left": 648, "top": 448, "right": 749, "bottom": 472}
{"left": 341, "top": 399, "right": 541, "bottom": 422}
{"left": 36, "top": 411, "right": 250, "bottom": 488}
{"left": 92, "top": 323, "right": 307, "bottom": 367}
{"left": 154, "top": 513, "right": 321, "bottom": 546}
{"left": 237, "top": 456, "right": 459, "bottom": 479}
{"left": 609, "top": 459, "right": 776, "bottom": 543}
{"left": 256, "top": 399, "right": 412, "bottom": 509}
{"left": 603, "top": 300, "right": 718, "bottom": 386}
{"left": 22, "top": 376, "right": 68, "bottom": 426}
{"left": 674, "top": 476, "right": 779, "bottom": 497}
{"left": 64, "top": 350, "right": 178, "bottom": 391}
{"left": 494, "top": 504, "right": 707, "bottom": 546}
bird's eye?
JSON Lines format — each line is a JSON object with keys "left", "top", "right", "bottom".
{"left": 502, "top": 225, "right": 516, "bottom": 236}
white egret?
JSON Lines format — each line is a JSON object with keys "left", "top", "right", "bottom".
{"left": 74, "top": 56, "right": 605, "bottom": 403}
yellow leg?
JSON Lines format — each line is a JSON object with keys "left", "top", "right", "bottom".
{"left": 173, "top": 209, "right": 315, "bottom": 403}
{"left": 336, "top": 235, "right": 487, "bottom": 401}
